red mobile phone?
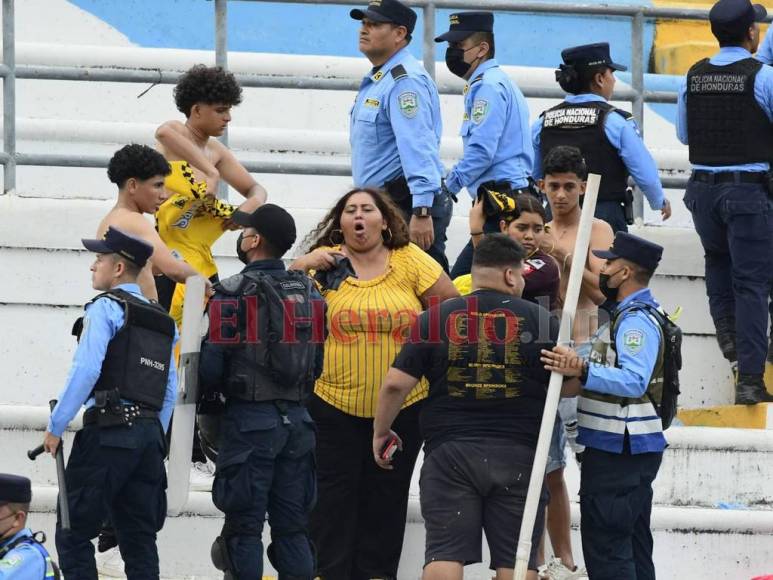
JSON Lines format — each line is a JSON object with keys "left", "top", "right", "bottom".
{"left": 380, "top": 435, "right": 400, "bottom": 462}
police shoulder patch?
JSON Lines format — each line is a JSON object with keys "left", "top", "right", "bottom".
{"left": 471, "top": 99, "right": 489, "bottom": 124}
{"left": 623, "top": 328, "right": 645, "bottom": 354}
{"left": 398, "top": 91, "right": 418, "bottom": 118}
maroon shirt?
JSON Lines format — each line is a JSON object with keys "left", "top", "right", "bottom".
{"left": 521, "top": 249, "right": 560, "bottom": 312}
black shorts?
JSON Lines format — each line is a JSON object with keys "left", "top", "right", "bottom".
{"left": 420, "top": 439, "right": 547, "bottom": 571}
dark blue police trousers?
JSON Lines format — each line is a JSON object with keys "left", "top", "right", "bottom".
{"left": 212, "top": 400, "right": 316, "bottom": 580}
{"left": 56, "top": 419, "right": 167, "bottom": 580}
{"left": 580, "top": 447, "right": 662, "bottom": 580}
{"left": 684, "top": 179, "right": 773, "bottom": 375}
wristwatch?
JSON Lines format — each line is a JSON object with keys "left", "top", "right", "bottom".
{"left": 412, "top": 206, "right": 431, "bottom": 217}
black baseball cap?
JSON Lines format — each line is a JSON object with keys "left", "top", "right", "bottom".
{"left": 434, "top": 11, "right": 494, "bottom": 43}
{"left": 0, "top": 474, "right": 31, "bottom": 505}
{"left": 350, "top": 0, "right": 417, "bottom": 34}
{"left": 592, "top": 232, "right": 663, "bottom": 272}
{"left": 82, "top": 226, "right": 154, "bottom": 268}
{"left": 232, "top": 204, "right": 297, "bottom": 256}
{"left": 710, "top": 0, "right": 766, "bottom": 38}
{"left": 561, "top": 42, "right": 627, "bottom": 72}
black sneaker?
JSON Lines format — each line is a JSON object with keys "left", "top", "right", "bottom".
{"left": 735, "top": 374, "right": 773, "bottom": 405}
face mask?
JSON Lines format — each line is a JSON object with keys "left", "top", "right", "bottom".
{"left": 236, "top": 232, "right": 249, "bottom": 265}
{"left": 599, "top": 269, "right": 623, "bottom": 302}
{"left": 445, "top": 45, "right": 481, "bottom": 79}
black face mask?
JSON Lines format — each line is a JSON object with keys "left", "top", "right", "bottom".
{"left": 236, "top": 232, "right": 249, "bottom": 265}
{"left": 445, "top": 45, "right": 481, "bottom": 79}
{"left": 599, "top": 269, "right": 623, "bottom": 302}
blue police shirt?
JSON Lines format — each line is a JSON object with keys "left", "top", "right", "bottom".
{"left": 532, "top": 94, "right": 666, "bottom": 210}
{"left": 48, "top": 283, "right": 178, "bottom": 437}
{"left": 350, "top": 47, "right": 443, "bottom": 208}
{"left": 0, "top": 529, "right": 47, "bottom": 579}
{"left": 445, "top": 59, "right": 533, "bottom": 197}
{"left": 756, "top": 26, "right": 773, "bottom": 65}
{"left": 677, "top": 46, "right": 773, "bottom": 172}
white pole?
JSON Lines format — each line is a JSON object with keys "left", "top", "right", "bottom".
{"left": 513, "top": 173, "right": 601, "bottom": 579}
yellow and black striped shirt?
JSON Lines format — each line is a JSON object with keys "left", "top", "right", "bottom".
{"left": 315, "top": 243, "right": 442, "bottom": 417}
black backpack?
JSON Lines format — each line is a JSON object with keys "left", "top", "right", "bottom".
{"left": 614, "top": 302, "right": 683, "bottom": 429}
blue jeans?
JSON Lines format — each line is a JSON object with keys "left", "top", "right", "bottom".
{"left": 212, "top": 400, "right": 316, "bottom": 580}
{"left": 595, "top": 199, "right": 629, "bottom": 234}
{"left": 684, "top": 179, "right": 773, "bottom": 374}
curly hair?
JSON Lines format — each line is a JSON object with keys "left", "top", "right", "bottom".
{"left": 107, "top": 144, "right": 171, "bottom": 188}
{"left": 543, "top": 145, "right": 588, "bottom": 180}
{"left": 304, "top": 188, "right": 410, "bottom": 251}
{"left": 174, "top": 65, "right": 243, "bottom": 117}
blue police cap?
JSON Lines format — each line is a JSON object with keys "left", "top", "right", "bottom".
{"left": 350, "top": 0, "right": 417, "bottom": 34}
{"left": 710, "top": 0, "right": 766, "bottom": 37}
{"left": 81, "top": 226, "right": 154, "bottom": 268}
{"left": 592, "top": 232, "right": 663, "bottom": 272}
{"left": 0, "top": 474, "right": 32, "bottom": 505}
{"left": 561, "top": 42, "right": 627, "bottom": 72}
{"left": 434, "top": 11, "right": 494, "bottom": 43}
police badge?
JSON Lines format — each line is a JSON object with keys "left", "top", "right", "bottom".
{"left": 398, "top": 91, "right": 418, "bottom": 118}
{"left": 472, "top": 99, "right": 489, "bottom": 124}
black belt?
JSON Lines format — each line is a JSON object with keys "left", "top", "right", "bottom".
{"left": 691, "top": 170, "right": 767, "bottom": 185}
{"left": 83, "top": 405, "right": 158, "bottom": 426}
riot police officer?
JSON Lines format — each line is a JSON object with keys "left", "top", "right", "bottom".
{"left": 349, "top": 0, "right": 452, "bottom": 271}
{"left": 676, "top": 0, "right": 773, "bottom": 404}
{"left": 533, "top": 43, "right": 671, "bottom": 233}
{"left": 0, "top": 474, "right": 58, "bottom": 579}
{"left": 200, "top": 205, "right": 325, "bottom": 580}
{"left": 542, "top": 232, "right": 668, "bottom": 580}
{"left": 434, "top": 11, "right": 537, "bottom": 278}
{"left": 43, "top": 227, "right": 177, "bottom": 580}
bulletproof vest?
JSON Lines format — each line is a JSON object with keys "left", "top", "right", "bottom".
{"left": 75, "top": 290, "right": 175, "bottom": 410}
{"left": 214, "top": 269, "right": 319, "bottom": 403}
{"left": 686, "top": 58, "right": 773, "bottom": 165}
{"left": 540, "top": 101, "right": 630, "bottom": 202}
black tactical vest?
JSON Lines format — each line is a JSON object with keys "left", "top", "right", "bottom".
{"left": 540, "top": 101, "right": 631, "bottom": 202}
{"left": 214, "top": 269, "right": 320, "bottom": 403}
{"left": 76, "top": 290, "right": 176, "bottom": 410}
{"left": 686, "top": 57, "right": 773, "bottom": 165}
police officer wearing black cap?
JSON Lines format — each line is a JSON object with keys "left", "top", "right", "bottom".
{"left": 534, "top": 43, "right": 671, "bottom": 234}
{"left": 677, "top": 0, "right": 773, "bottom": 405}
{"left": 434, "top": 12, "right": 538, "bottom": 279}
{"left": 542, "top": 232, "right": 668, "bottom": 580}
{"left": 0, "top": 474, "right": 58, "bottom": 579}
{"left": 43, "top": 226, "right": 177, "bottom": 579}
{"left": 200, "top": 205, "right": 325, "bottom": 580}
{"left": 349, "top": 0, "right": 452, "bottom": 272}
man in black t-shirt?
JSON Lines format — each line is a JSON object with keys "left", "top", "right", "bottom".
{"left": 373, "top": 233, "right": 558, "bottom": 580}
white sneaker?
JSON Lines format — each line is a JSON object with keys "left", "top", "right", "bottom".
{"left": 190, "top": 460, "right": 216, "bottom": 491}
{"left": 95, "top": 546, "right": 125, "bottom": 577}
{"left": 542, "top": 557, "right": 588, "bottom": 580}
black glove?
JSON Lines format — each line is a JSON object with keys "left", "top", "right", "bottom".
{"left": 314, "top": 255, "right": 357, "bottom": 292}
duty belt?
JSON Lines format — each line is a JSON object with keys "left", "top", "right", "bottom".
{"left": 691, "top": 170, "right": 767, "bottom": 185}
{"left": 83, "top": 404, "right": 158, "bottom": 427}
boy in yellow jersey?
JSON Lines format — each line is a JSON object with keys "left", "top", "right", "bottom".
{"left": 154, "top": 64, "right": 268, "bottom": 326}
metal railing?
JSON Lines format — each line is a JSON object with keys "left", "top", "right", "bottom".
{"left": 0, "top": 0, "right": 751, "bottom": 213}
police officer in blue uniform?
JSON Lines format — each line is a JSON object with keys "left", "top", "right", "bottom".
{"left": 434, "top": 12, "right": 537, "bottom": 278}
{"left": 43, "top": 227, "right": 177, "bottom": 580}
{"left": 200, "top": 205, "right": 325, "bottom": 580}
{"left": 349, "top": 0, "right": 452, "bottom": 272}
{"left": 533, "top": 43, "right": 672, "bottom": 234}
{"left": 542, "top": 232, "right": 667, "bottom": 580}
{"left": 676, "top": 0, "right": 773, "bottom": 404}
{"left": 0, "top": 474, "right": 57, "bottom": 579}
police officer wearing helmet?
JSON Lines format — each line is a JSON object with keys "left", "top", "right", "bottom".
{"left": 43, "top": 227, "right": 177, "bottom": 579}
{"left": 676, "top": 0, "right": 773, "bottom": 404}
{"left": 434, "top": 12, "right": 538, "bottom": 279}
{"left": 0, "top": 474, "right": 59, "bottom": 579}
{"left": 349, "top": 0, "right": 452, "bottom": 272}
{"left": 200, "top": 204, "right": 325, "bottom": 580}
{"left": 533, "top": 43, "right": 672, "bottom": 233}
{"left": 542, "top": 232, "right": 667, "bottom": 580}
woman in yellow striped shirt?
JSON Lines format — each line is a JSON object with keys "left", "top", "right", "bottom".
{"left": 291, "top": 188, "right": 458, "bottom": 579}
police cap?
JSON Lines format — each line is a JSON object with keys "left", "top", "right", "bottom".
{"left": 561, "top": 42, "right": 627, "bottom": 72}
{"left": 82, "top": 226, "right": 154, "bottom": 268}
{"left": 0, "top": 473, "right": 32, "bottom": 505}
{"left": 434, "top": 11, "right": 494, "bottom": 43}
{"left": 709, "top": 0, "right": 766, "bottom": 38}
{"left": 350, "top": 0, "right": 417, "bottom": 34}
{"left": 231, "top": 203, "right": 297, "bottom": 256}
{"left": 592, "top": 232, "right": 663, "bottom": 272}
